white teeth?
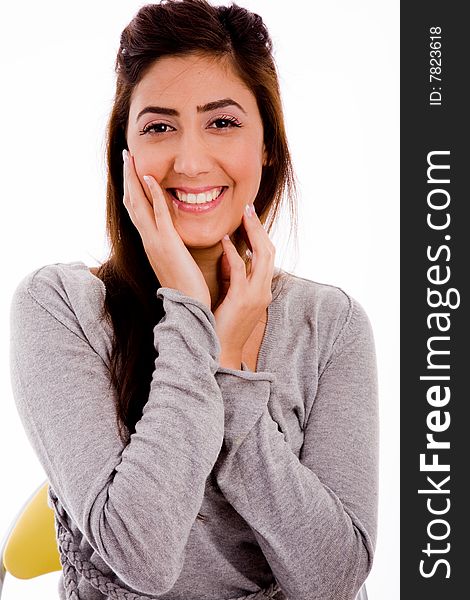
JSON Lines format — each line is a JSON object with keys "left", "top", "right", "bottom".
{"left": 174, "top": 187, "right": 223, "bottom": 204}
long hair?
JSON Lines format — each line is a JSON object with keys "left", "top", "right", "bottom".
{"left": 96, "top": 0, "right": 297, "bottom": 444}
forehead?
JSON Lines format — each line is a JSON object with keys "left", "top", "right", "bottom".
{"left": 129, "top": 53, "right": 255, "bottom": 112}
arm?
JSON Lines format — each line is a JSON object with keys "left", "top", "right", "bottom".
{"left": 213, "top": 298, "right": 379, "bottom": 600}
{"left": 9, "top": 269, "right": 224, "bottom": 596}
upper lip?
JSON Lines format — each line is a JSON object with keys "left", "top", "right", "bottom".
{"left": 167, "top": 185, "right": 227, "bottom": 194}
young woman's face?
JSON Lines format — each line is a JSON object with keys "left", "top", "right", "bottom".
{"left": 126, "top": 53, "right": 266, "bottom": 249}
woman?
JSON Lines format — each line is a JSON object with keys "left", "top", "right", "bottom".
{"left": 9, "top": 1, "right": 378, "bottom": 599}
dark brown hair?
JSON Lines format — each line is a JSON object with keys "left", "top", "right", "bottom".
{"left": 96, "top": 0, "right": 297, "bottom": 444}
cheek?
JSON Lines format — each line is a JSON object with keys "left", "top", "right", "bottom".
{"left": 132, "top": 153, "right": 168, "bottom": 202}
{"left": 233, "top": 149, "right": 264, "bottom": 195}
{"left": 133, "top": 154, "right": 161, "bottom": 181}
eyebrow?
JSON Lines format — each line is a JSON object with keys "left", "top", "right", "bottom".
{"left": 135, "top": 98, "right": 246, "bottom": 122}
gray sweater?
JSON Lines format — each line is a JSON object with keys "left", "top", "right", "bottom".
{"left": 9, "top": 261, "right": 378, "bottom": 600}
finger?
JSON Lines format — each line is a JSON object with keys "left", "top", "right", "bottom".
{"left": 143, "top": 174, "right": 174, "bottom": 229}
{"left": 123, "top": 152, "right": 158, "bottom": 241}
{"left": 242, "top": 204, "right": 275, "bottom": 286}
{"left": 221, "top": 234, "right": 248, "bottom": 291}
{"left": 122, "top": 151, "right": 136, "bottom": 223}
{"left": 220, "top": 246, "right": 252, "bottom": 284}
{"left": 244, "top": 249, "right": 253, "bottom": 277}
{"left": 239, "top": 220, "right": 253, "bottom": 252}
{"left": 122, "top": 149, "right": 130, "bottom": 204}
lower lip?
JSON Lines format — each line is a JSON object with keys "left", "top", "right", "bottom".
{"left": 170, "top": 187, "right": 227, "bottom": 214}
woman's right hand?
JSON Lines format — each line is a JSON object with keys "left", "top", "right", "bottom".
{"left": 122, "top": 149, "right": 211, "bottom": 309}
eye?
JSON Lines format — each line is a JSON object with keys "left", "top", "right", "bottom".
{"left": 139, "top": 122, "right": 175, "bottom": 136}
{"left": 208, "top": 115, "right": 243, "bottom": 129}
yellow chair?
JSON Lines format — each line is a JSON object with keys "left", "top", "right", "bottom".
{"left": 0, "top": 479, "right": 61, "bottom": 597}
{"left": 1, "top": 481, "right": 371, "bottom": 600}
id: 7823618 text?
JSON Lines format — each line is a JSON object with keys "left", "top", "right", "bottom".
{"left": 429, "top": 26, "right": 442, "bottom": 106}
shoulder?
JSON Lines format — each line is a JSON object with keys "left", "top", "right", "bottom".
{"left": 276, "top": 270, "right": 354, "bottom": 330}
{"left": 276, "top": 270, "right": 375, "bottom": 365}
{"left": 10, "top": 261, "right": 106, "bottom": 335}
{"left": 13, "top": 260, "right": 99, "bottom": 294}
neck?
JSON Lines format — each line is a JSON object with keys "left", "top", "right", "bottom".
{"left": 187, "top": 245, "right": 224, "bottom": 310}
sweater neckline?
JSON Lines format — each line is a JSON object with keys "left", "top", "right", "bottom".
{"left": 76, "top": 261, "right": 287, "bottom": 373}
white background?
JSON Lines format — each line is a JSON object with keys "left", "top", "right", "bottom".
{"left": 0, "top": 1, "right": 399, "bottom": 598}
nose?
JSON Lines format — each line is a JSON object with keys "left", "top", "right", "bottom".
{"left": 173, "top": 130, "right": 214, "bottom": 177}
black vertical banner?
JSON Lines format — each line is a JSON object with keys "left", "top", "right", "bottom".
{"left": 401, "top": 3, "right": 468, "bottom": 599}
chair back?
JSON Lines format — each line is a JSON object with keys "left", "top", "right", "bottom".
{"left": 0, "top": 480, "right": 61, "bottom": 597}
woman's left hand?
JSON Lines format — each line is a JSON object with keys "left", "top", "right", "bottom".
{"left": 213, "top": 204, "right": 275, "bottom": 369}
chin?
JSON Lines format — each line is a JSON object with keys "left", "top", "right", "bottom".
{"left": 185, "top": 240, "right": 222, "bottom": 251}
{"left": 179, "top": 233, "right": 220, "bottom": 248}
{"left": 177, "top": 228, "right": 224, "bottom": 250}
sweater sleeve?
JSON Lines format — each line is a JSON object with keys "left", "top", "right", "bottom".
{"left": 212, "top": 297, "right": 379, "bottom": 600}
{"left": 9, "top": 271, "right": 225, "bottom": 596}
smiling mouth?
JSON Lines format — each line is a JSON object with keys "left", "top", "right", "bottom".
{"left": 168, "top": 186, "right": 227, "bottom": 205}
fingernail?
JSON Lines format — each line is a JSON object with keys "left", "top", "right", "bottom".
{"left": 122, "top": 149, "right": 128, "bottom": 163}
{"left": 245, "top": 249, "right": 253, "bottom": 259}
{"left": 223, "top": 234, "right": 230, "bottom": 240}
{"left": 143, "top": 175, "right": 153, "bottom": 186}
{"left": 245, "top": 204, "right": 252, "bottom": 217}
